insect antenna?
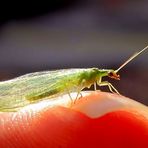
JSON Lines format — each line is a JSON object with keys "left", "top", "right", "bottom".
{"left": 115, "top": 45, "right": 148, "bottom": 72}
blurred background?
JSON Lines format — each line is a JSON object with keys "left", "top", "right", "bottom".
{"left": 0, "top": 0, "right": 147, "bottom": 104}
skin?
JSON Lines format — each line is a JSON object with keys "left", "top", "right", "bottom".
{"left": 0, "top": 91, "right": 148, "bottom": 148}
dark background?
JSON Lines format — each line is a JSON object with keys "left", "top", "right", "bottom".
{"left": 0, "top": 0, "right": 148, "bottom": 104}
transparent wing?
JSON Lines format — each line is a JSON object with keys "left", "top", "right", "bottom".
{"left": 0, "top": 69, "right": 84, "bottom": 111}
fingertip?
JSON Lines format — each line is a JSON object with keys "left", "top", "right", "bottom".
{"left": 1, "top": 91, "right": 148, "bottom": 148}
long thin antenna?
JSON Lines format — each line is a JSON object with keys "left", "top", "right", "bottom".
{"left": 115, "top": 45, "right": 148, "bottom": 72}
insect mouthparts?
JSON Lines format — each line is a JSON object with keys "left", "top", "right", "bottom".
{"left": 108, "top": 72, "right": 120, "bottom": 80}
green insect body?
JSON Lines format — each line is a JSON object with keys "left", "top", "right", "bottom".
{"left": 0, "top": 45, "right": 147, "bottom": 112}
{"left": 0, "top": 68, "right": 117, "bottom": 112}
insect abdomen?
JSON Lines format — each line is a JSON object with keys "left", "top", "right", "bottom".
{"left": 26, "top": 88, "right": 60, "bottom": 102}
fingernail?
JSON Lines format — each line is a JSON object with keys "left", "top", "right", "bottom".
{"left": 72, "top": 91, "right": 148, "bottom": 118}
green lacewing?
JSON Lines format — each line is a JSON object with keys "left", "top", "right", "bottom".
{"left": 0, "top": 45, "right": 147, "bottom": 112}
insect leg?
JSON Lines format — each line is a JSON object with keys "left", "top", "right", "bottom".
{"left": 73, "top": 90, "right": 81, "bottom": 104}
{"left": 94, "top": 83, "right": 97, "bottom": 91}
{"left": 68, "top": 92, "right": 73, "bottom": 101}
{"left": 67, "top": 92, "right": 74, "bottom": 104}
{"left": 65, "top": 85, "right": 73, "bottom": 103}
{"left": 97, "top": 81, "right": 120, "bottom": 94}
{"left": 74, "top": 79, "right": 86, "bottom": 103}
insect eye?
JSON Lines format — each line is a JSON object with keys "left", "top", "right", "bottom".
{"left": 108, "top": 72, "right": 113, "bottom": 77}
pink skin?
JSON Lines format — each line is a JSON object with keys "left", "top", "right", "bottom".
{"left": 0, "top": 91, "right": 148, "bottom": 148}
